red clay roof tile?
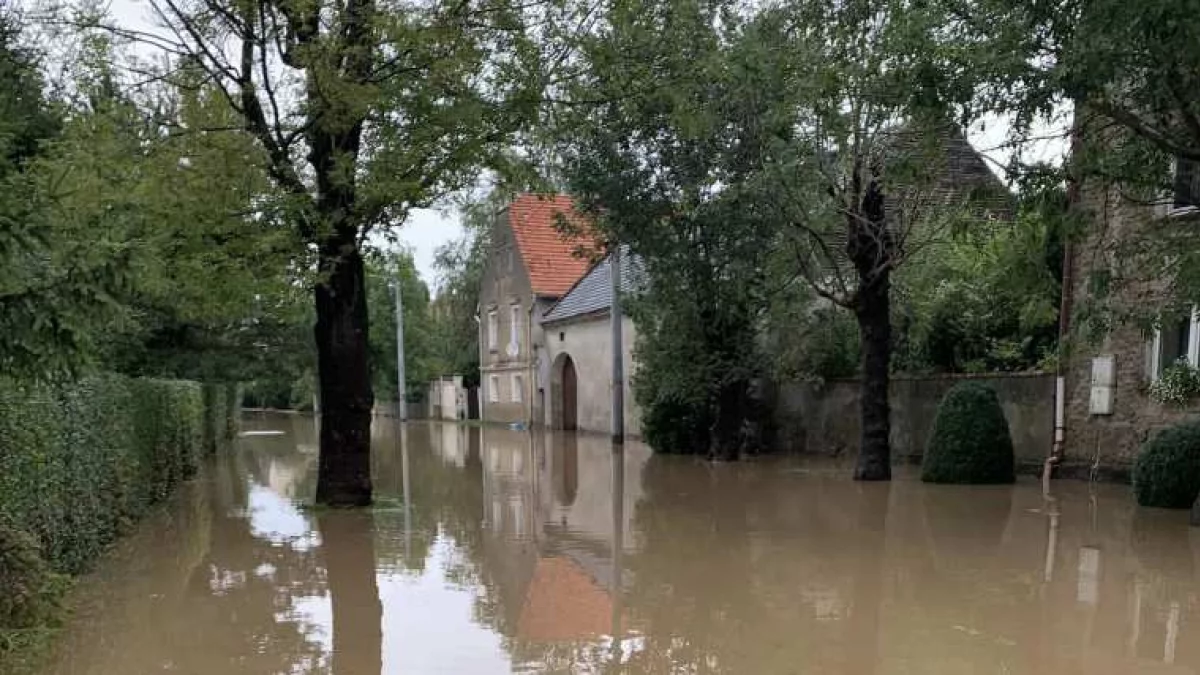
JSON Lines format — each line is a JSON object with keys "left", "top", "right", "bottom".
{"left": 508, "top": 194, "right": 595, "bottom": 297}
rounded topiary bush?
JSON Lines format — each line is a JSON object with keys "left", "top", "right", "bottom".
{"left": 1133, "top": 421, "right": 1200, "bottom": 508}
{"left": 921, "top": 382, "right": 1015, "bottom": 484}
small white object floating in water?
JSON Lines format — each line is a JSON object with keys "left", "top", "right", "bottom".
{"left": 239, "top": 430, "right": 287, "bottom": 437}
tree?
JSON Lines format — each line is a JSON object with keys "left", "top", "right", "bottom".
{"left": 366, "top": 248, "right": 435, "bottom": 403}
{"left": 552, "top": 0, "right": 777, "bottom": 459}
{"left": 893, "top": 179, "right": 1065, "bottom": 374}
{"left": 84, "top": 0, "right": 544, "bottom": 504}
{"left": 430, "top": 196, "right": 497, "bottom": 389}
{"left": 744, "top": 1, "right": 1010, "bottom": 479}
{"left": 555, "top": 0, "right": 1006, "bottom": 469}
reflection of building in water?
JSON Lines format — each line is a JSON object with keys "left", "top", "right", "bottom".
{"left": 431, "top": 421, "right": 470, "bottom": 468}
{"left": 478, "top": 426, "right": 647, "bottom": 659}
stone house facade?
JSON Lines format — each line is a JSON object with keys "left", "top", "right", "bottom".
{"left": 1063, "top": 155, "right": 1200, "bottom": 477}
{"left": 540, "top": 250, "right": 642, "bottom": 437}
{"left": 478, "top": 194, "right": 592, "bottom": 425}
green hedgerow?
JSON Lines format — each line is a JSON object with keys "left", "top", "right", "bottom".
{"left": 921, "top": 382, "right": 1015, "bottom": 484}
{"left": 0, "top": 375, "right": 212, "bottom": 576}
{"left": 0, "top": 520, "right": 62, "bottom": 630}
{"left": 1133, "top": 421, "right": 1200, "bottom": 508}
{"left": 0, "top": 374, "right": 232, "bottom": 673}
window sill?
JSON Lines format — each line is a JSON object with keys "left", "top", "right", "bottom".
{"left": 1164, "top": 206, "right": 1200, "bottom": 219}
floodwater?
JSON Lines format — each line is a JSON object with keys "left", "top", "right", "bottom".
{"left": 43, "top": 414, "right": 1200, "bottom": 675}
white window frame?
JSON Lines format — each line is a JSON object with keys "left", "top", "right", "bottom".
{"left": 1149, "top": 307, "right": 1200, "bottom": 380}
{"left": 488, "top": 374, "right": 500, "bottom": 403}
{"left": 487, "top": 310, "right": 498, "bottom": 352}
{"left": 1161, "top": 157, "right": 1200, "bottom": 218}
{"left": 511, "top": 373, "right": 523, "bottom": 403}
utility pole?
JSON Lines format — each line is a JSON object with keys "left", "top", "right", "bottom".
{"left": 611, "top": 245, "right": 625, "bottom": 444}
{"left": 393, "top": 277, "right": 407, "bottom": 422}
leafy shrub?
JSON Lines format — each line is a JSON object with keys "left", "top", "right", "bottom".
{"left": 202, "top": 382, "right": 239, "bottom": 454}
{"left": 224, "top": 382, "right": 242, "bottom": 439}
{"left": 0, "top": 375, "right": 215, "bottom": 581}
{"left": 921, "top": 382, "right": 1015, "bottom": 484}
{"left": 0, "top": 374, "right": 228, "bottom": 673}
{"left": 0, "top": 521, "right": 63, "bottom": 629}
{"left": 1148, "top": 359, "right": 1200, "bottom": 405}
{"left": 1133, "top": 421, "right": 1200, "bottom": 508}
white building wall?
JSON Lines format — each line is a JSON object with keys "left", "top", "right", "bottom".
{"left": 542, "top": 314, "right": 642, "bottom": 437}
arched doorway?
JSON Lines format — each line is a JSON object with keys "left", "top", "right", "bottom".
{"left": 551, "top": 352, "right": 578, "bottom": 431}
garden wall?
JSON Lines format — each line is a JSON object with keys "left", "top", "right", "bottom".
{"left": 773, "top": 373, "right": 1055, "bottom": 470}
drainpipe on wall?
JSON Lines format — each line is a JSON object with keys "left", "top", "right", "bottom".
{"left": 611, "top": 245, "right": 625, "bottom": 445}
{"left": 474, "top": 309, "right": 482, "bottom": 420}
{"left": 528, "top": 301, "right": 536, "bottom": 429}
{"left": 1049, "top": 118, "right": 1083, "bottom": 480}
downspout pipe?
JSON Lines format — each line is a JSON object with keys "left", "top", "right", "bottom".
{"left": 528, "top": 301, "right": 536, "bottom": 429}
{"left": 1049, "top": 115, "right": 1083, "bottom": 480}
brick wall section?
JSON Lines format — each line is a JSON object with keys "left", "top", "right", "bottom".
{"left": 773, "top": 373, "right": 1055, "bottom": 471}
{"left": 1063, "top": 177, "right": 1200, "bottom": 479}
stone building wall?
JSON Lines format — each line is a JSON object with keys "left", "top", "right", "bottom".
{"left": 1062, "top": 175, "right": 1200, "bottom": 479}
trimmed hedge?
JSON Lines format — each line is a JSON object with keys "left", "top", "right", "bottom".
{"left": 921, "top": 382, "right": 1016, "bottom": 484}
{"left": 202, "top": 382, "right": 241, "bottom": 455}
{"left": 1133, "top": 421, "right": 1200, "bottom": 509}
{"left": 0, "top": 375, "right": 214, "bottom": 575}
{"left": 0, "top": 374, "right": 239, "bottom": 654}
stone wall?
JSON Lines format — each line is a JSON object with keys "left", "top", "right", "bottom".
{"left": 773, "top": 373, "right": 1055, "bottom": 470}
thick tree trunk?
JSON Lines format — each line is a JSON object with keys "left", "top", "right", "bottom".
{"left": 710, "top": 379, "right": 748, "bottom": 461}
{"left": 314, "top": 232, "right": 374, "bottom": 506}
{"left": 854, "top": 277, "right": 892, "bottom": 481}
{"left": 848, "top": 171, "right": 892, "bottom": 481}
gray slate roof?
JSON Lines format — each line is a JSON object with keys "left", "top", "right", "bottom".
{"left": 542, "top": 248, "right": 644, "bottom": 324}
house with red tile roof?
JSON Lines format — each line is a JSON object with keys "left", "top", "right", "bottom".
{"left": 478, "top": 194, "right": 596, "bottom": 425}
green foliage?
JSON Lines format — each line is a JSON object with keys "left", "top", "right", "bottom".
{"left": 895, "top": 181, "right": 1063, "bottom": 374}
{"left": 921, "top": 382, "right": 1016, "bottom": 484}
{"left": 0, "top": 522, "right": 63, "bottom": 630}
{"left": 0, "top": 518, "right": 68, "bottom": 675}
{"left": 430, "top": 196, "right": 496, "bottom": 389}
{"left": 1149, "top": 360, "right": 1200, "bottom": 406}
{"left": 0, "top": 375, "right": 217, "bottom": 576}
{"left": 201, "top": 383, "right": 231, "bottom": 457}
{"left": 367, "top": 249, "right": 436, "bottom": 401}
{"left": 1133, "top": 422, "right": 1200, "bottom": 509}
{"left": 0, "top": 373, "right": 230, "bottom": 671}
{"left": 554, "top": 0, "right": 778, "bottom": 458}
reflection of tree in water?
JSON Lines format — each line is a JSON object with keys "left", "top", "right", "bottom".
{"left": 370, "top": 422, "right": 486, "bottom": 579}
{"left": 172, "top": 441, "right": 331, "bottom": 674}
{"left": 316, "top": 509, "right": 383, "bottom": 675}
{"left": 620, "top": 456, "right": 790, "bottom": 674}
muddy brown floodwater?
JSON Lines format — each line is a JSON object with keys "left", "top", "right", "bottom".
{"left": 42, "top": 413, "right": 1200, "bottom": 674}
